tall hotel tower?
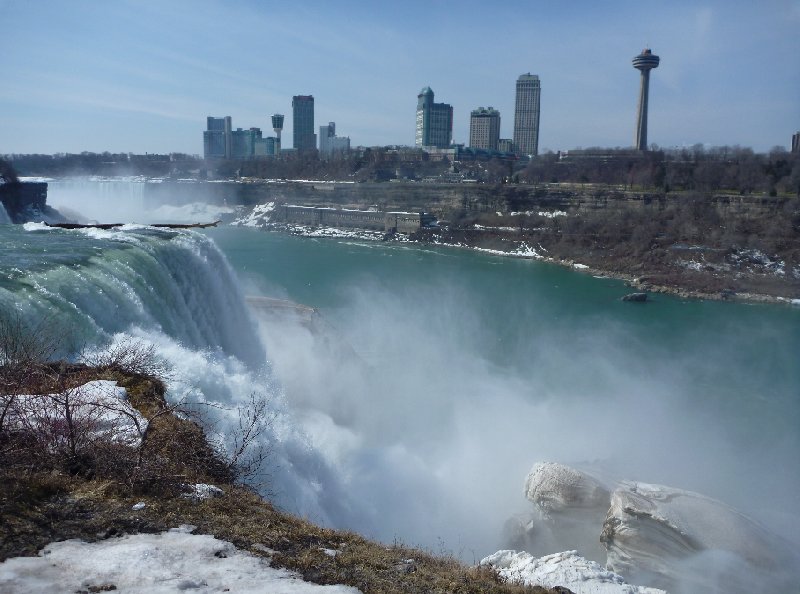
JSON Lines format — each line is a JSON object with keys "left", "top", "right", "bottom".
{"left": 632, "top": 48, "right": 660, "bottom": 151}
{"left": 292, "top": 95, "right": 316, "bottom": 152}
{"left": 203, "top": 116, "right": 232, "bottom": 159}
{"left": 469, "top": 107, "right": 501, "bottom": 150}
{"left": 513, "top": 74, "right": 541, "bottom": 156}
{"left": 415, "top": 87, "right": 453, "bottom": 148}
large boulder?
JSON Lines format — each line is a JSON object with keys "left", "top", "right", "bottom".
{"left": 601, "top": 481, "right": 793, "bottom": 591}
{"left": 525, "top": 462, "right": 611, "bottom": 514}
{"left": 505, "top": 462, "right": 611, "bottom": 562}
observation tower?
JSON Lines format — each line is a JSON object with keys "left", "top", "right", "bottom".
{"left": 632, "top": 48, "right": 659, "bottom": 151}
{"left": 271, "top": 114, "right": 284, "bottom": 154}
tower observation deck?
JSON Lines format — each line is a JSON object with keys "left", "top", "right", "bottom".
{"left": 632, "top": 48, "right": 659, "bottom": 151}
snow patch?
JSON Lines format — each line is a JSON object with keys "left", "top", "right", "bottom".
{"left": 0, "top": 527, "right": 361, "bottom": 593}
{"left": 234, "top": 202, "right": 276, "bottom": 227}
{"left": 7, "top": 380, "right": 147, "bottom": 447}
{"left": 482, "top": 550, "right": 665, "bottom": 594}
{"left": 182, "top": 483, "right": 225, "bottom": 501}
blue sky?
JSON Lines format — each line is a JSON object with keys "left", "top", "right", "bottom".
{"left": 2, "top": 0, "right": 798, "bottom": 155}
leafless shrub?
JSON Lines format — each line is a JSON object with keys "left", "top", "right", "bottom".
{"left": 1, "top": 319, "right": 264, "bottom": 497}
{"left": 80, "top": 337, "right": 173, "bottom": 380}
{"left": 203, "top": 392, "right": 276, "bottom": 489}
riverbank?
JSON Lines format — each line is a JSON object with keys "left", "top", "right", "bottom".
{"left": 241, "top": 216, "right": 799, "bottom": 305}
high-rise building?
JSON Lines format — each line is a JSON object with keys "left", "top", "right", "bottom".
{"left": 319, "top": 122, "right": 350, "bottom": 159}
{"left": 292, "top": 96, "right": 316, "bottom": 152}
{"left": 632, "top": 48, "right": 660, "bottom": 151}
{"left": 498, "top": 139, "right": 514, "bottom": 153}
{"left": 792, "top": 131, "right": 800, "bottom": 153}
{"left": 415, "top": 87, "right": 453, "bottom": 149}
{"left": 513, "top": 74, "right": 541, "bottom": 156}
{"left": 203, "top": 116, "right": 232, "bottom": 159}
{"left": 469, "top": 107, "right": 501, "bottom": 150}
{"left": 231, "top": 127, "right": 263, "bottom": 159}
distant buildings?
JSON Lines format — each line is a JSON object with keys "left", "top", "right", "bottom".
{"left": 792, "top": 131, "right": 800, "bottom": 153}
{"left": 203, "top": 116, "right": 232, "bottom": 160}
{"left": 292, "top": 95, "right": 316, "bottom": 152}
{"left": 231, "top": 127, "right": 264, "bottom": 159}
{"left": 632, "top": 48, "right": 660, "bottom": 151}
{"left": 498, "top": 139, "right": 514, "bottom": 153}
{"left": 204, "top": 117, "right": 281, "bottom": 160}
{"left": 469, "top": 107, "right": 501, "bottom": 150}
{"left": 513, "top": 74, "right": 541, "bottom": 156}
{"left": 415, "top": 87, "right": 453, "bottom": 149}
{"left": 319, "top": 122, "right": 350, "bottom": 159}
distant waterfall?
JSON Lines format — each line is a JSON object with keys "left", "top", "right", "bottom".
{"left": 47, "top": 177, "right": 148, "bottom": 223}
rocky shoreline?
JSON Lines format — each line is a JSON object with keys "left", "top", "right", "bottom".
{"left": 240, "top": 217, "right": 799, "bottom": 306}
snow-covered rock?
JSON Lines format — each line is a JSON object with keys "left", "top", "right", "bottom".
{"left": 508, "top": 463, "right": 611, "bottom": 562}
{"left": 526, "top": 462, "right": 610, "bottom": 514}
{"left": 601, "top": 481, "right": 791, "bottom": 590}
{"left": 482, "top": 549, "right": 665, "bottom": 594}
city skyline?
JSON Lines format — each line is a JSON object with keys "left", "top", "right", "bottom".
{"left": 1, "top": 0, "right": 799, "bottom": 155}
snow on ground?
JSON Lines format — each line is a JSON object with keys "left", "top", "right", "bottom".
{"left": 509, "top": 210, "right": 568, "bottom": 218}
{"left": 0, "top": 525, "right": 361, "bottom": 594}
{"left": 481, "top": 550, "right": 665, "bottom": 594}
{"left": 234, "top": 202, "right": 276, "bottom": 227}
{"left": 6, "top": 380, "right": 147, "bottom": 447}
{"left": 473, "top": 224, "right": 518, "bottom": 232}
{"left": 471, "top": 242, "right": 545, "bottom": 259}
{"left": 285, "top": 224, "right": 388, "bottom": 241}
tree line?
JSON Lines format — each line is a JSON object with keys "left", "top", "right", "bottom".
{"left": 520, "top": 145, "right": 800, "bottom": 196}
{"left": 5, "top": 145, "right": 799, "bottom": 196}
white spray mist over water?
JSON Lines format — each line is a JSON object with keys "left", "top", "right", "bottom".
{"left": 0, "top": 202, "right": 11, "bottom": 224}
{"left": 46, "top": 178, "right": 234, "bottom": 224}
{"left": 248, "top": 273, "right": 800, "bottom": 591}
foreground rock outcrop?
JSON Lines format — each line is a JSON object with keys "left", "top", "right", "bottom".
{"left": 501, "top": 462, "right": 798, "bottom": 593}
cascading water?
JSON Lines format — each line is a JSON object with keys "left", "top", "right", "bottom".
{"left": 0, "top": 223, "right": 351, "bottom": 525}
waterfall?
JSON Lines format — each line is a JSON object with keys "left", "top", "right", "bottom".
{"left": 0, "top": 223, "right": 347, "bottom": 524}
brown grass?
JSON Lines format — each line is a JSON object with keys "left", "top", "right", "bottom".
{"left": 0, "top": 365, "right": 569, "bottom": 593}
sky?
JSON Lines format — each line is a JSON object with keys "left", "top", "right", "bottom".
{"left": 1, "top": 0, "right": 799, "bottom": 155}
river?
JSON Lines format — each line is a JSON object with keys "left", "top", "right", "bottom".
{"left": 1, "top": 193, "right": 798, "bottom": 590}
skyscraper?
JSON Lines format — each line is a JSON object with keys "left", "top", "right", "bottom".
{"left": 415, "top": 87, "right": 453, "bottom": 149}
{"left": 513, "top": 74, "right": 541, "bottom": 156}
{"left": 319, "top": 122, "right": 350, "bottom": 159}
{"left": 203, "top": 116, "right": 232, "bottom": 159}
{"left": 632, "top": 48, "right": 660, "bottom": 151}
{"left": 792, "top": 131, "right": 800, "bottom": 153}
{"left": 292, "top": 95, "right": 316, "bottom": 152}
{"left": 469, "top": 107, "right": 501, "bottom": 150}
